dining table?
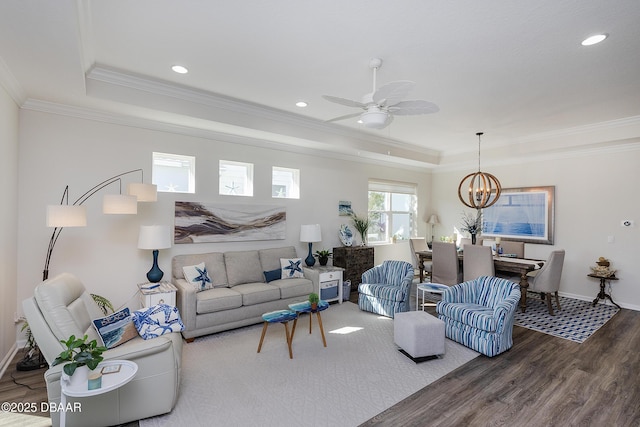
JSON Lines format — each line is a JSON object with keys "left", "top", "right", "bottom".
{"left": 416, "top": 250, "right": 544, "bottom": 313}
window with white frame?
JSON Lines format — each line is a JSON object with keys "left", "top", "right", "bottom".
{"left": 152, "top": 152, "right": 195, "bottom": 193}
{"left": 219, "top": 160, "right": 254, "bottom": 196}
{"left": 368, "top": 180, "right": 417, "bottom": 243}
{"left": 272, "top": 166, "right": 300, "bottom": 199}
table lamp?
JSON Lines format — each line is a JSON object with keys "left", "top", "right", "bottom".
{"left": 428, "top": 214, "right": 440, "bottom": 244}
{"left": 300, "top": 224, "right": 322, "bottom": 267}
{"left": 138, "top": 225, "right": 172, "bottom": 282}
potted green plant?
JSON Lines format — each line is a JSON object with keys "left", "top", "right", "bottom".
{"left": 314, "top": 249, "right": 332, "bottom": 266}
{"left": 52, "top": 334, "right": 107, "bottom": 376}
{"left": 308, "top": 292, "right": 320, "bottom": 311}
{"left": 351, "top": 213, "right": 370, "bottom": 246}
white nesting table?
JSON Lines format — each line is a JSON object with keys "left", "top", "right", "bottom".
{"left": 59, "top": 360, "right": 137, "bottom": 427}
{"left": 416, "top": 283, "right": 449, "bottom": 310}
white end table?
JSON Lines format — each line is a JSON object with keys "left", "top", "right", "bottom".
{"left": 59, "top": 360, "right": 138, "bottom": 427}
{"left": 416, "top": 283, "right": 449, "bottom": 311}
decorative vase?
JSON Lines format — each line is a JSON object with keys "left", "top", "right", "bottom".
{"left": 471, "top": 234, "right": 477, "bottom": 245}
{"left": 319, "top": 256, "right": 329, "bottom": 266}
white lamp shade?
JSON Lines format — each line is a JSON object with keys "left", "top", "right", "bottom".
{"left": 103, "top": 194, "right": 137, "bottom": 214}
{"left": 46, "top": 205, "right": 87, "bottom": 227}
{"left": 127, "top": 182, "right": 158, "bottom": 202}
{"left": 428, "top": 214, "right": 440, "bottom": 225}
{"left": 138, "top": 225, "right": 172, "bottom": 250}
{"left": 300, "top": 224, "right": 322, "bottom": 243}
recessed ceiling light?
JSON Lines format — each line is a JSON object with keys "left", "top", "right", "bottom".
{"left": 295, "top": 101, "right": 308, "bottom": 108}
{"left": 581, "top": 34, "right": 608, "bottom": 46}
{"left": 171, "top": 65, "right": 189, "bottom": 74}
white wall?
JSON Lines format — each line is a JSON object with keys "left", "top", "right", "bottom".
{"left": 0, "top": 84, "right": 19, "bottom": 370}
{"left": 432, "top": 149, "right": 640, "bottom": 310}
{"left": 16, "top": 109, "right": 432, "bottom": 312}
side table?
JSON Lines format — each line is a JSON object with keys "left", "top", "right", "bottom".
{"left": 416, "top": 283, "right": 449, "bottom": 310}
{"left": 60, "top": 360, "right": 138, "bottom": 427}
{"left": 138, "top": 281, "right": 177, "bottom": 308}
{"left": 302, "top": 266, "right": 344, "bottom": 304}
{"left": 588, "top": 274, "right": 621, "bottom": 309}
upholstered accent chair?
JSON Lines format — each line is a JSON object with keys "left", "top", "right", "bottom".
{"left": 527, "top": 249, "right": 566, "bottom": 315}
{"left": 358, "top": 260, "right": 414, "bottom": 318}
{"left": 463, "top": 244, "right": 495, "bottom": 282}
{"left": 431, "top": 241, "right": 462, "bottom": 285}
{"left": 23, "top": 273, "right": 183, "bottom": 427}
{"left": 436, "top": 276, "right": 521, "bottom": 357}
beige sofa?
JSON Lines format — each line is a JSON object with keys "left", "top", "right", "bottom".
{"left": 172, "top": 246, "right": 314, "bottom": 341}
{"left": 23, "top": 273, "right": 182, "bottom": 427}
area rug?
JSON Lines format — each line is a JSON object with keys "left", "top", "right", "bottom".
{"left": 140, "top": 302, "right": 479, "bottom": 427}
{"left": 514, "top": 294, "right": 619, "bottom": 343}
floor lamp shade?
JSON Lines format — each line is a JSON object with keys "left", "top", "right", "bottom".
{"left": 138, "top": 225, "right": 172, "bottom": 282}
{"left": 46, "top": 205, "right": 87, "bottom": 227}
{"left": 300, "top": 224, "right": 322, "bottom": 267}
{"left": 127, "top": 182, "right": 158, "bottom": 202}
{"left": 103, "top": 194, "right": 138, "bottom": 214}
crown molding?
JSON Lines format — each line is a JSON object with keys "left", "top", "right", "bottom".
{"left": 0, "top": 56, "right": 26, "bottom": 105}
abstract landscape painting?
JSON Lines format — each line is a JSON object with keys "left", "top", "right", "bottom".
{"left": 174, "top": 202, "right": 286, "bottom": 243}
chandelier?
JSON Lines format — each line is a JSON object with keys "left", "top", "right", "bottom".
{"left": 457, "top": 132, "right": 502, "bottom": 209}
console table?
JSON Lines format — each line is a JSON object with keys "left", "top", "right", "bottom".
{"left": 332, "top": 246, "right": 374, "bottom": 294}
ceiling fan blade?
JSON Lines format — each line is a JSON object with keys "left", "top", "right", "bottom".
{"left": 372, "top": 80, "right": 415, "bottom": 106}
{"left": 388, "top": 100, "right": 440, "bottom": 115}
{"left": 322, "top": 95, "right": 366, "bottom": 108}
{"left": 325, "top": 112, "right": 362, "bottom": 123}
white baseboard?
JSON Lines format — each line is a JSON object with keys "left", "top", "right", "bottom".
{"left": 0, "top": 343, "right": 19, "bottom": 381}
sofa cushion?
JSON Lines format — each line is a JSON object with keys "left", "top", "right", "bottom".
{"left": 270, "top": 278, "right": 314, "bottom": 299}
{"left": 133, "top": 304, "right": 185, "bottom": 339}
{"left": 196, "top": 288, "right": 243, "bottom": 314}
{"left": 225, "top": 251, "right": 264, "bottom": 286}
{"left": 280, "top": 258, "right": 304, "bottom": 279}
{"left": 259, "top": 246, "right": 298, "bottom": 272}
{"left": 172, "top": 252, "right": 228, "bottom": 288}
{"left": 233, "top": 283, "right": 281, "bottom": 306}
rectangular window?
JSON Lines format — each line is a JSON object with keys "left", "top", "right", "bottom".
{"left": 219, "top": 160, "right": 254, "bottom": 196}
{"left": 368, "top": 180, "right": 417, "bottom": 243}
{"left": 272, "top": 166, "right": 300, "bottom": 199}
{"left": 152, "top": 152, "right": 195, "bottom": 193}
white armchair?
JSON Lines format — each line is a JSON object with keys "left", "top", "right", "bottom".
{"left": 23, "top": 273, "right": 183, "bottom": 427}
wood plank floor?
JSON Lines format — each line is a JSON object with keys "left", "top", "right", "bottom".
{"left": 361, "top": 304, "right": 640, "bottom": 427}
{"left": 2, "top": 296, "right": 638, "bottom": 427}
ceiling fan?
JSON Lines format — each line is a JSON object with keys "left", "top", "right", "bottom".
{"left": 323, "top": 58, "right": 439, "bottom": 129}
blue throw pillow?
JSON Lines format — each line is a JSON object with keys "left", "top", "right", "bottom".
{"left": 264, "top": 268, "right": 282, "bottom": 283}
{"left": 133, "top": 304, "right": 184, "bottom": 340}
{"left": 92, "top": 307, "right": 138, "bottom": 349}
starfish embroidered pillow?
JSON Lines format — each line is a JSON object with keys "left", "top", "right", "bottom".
{"left": 280, "top": 258, "right": 304, "bottom": 279}
{"left": 183, "top": 262, "right": 213, "bottom": 292}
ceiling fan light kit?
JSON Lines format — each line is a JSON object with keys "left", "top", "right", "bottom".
{"left": 323, "top": 58, "right": 439, "bottom": 130}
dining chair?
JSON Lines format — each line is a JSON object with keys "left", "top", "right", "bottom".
{"left": 463, "top": 244, "right": 495, "bottom": 281}
{"left": 500, "top": 241, "right": 525, "bottom": 258}
{"left": 526, "top": 249, "right": 565, "bottom": 315}
{"left": 409, "top": 237, "right": 432, "bottom": 281}
{"left": 431, "top": 241, "right": 462, "bottom": 285}
{"left": 460, "top": 237, "right": 483, "bottom": 248}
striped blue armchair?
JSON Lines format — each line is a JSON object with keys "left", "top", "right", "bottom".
{"left": 436, "top": 276, "right": 521, "bottom": 357}
{"left": 358, "top": 260, "right": 414, "bottom": 318}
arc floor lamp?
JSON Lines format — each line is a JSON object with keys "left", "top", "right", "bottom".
{"left": 43, "top": 169, "right": 157, "bottom": 281}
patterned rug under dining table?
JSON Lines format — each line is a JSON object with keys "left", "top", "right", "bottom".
{"left": 416, "top": 250, "right": 544, "bottom": 312}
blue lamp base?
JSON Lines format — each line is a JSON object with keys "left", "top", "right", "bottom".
{"left": 146, "top": 249, "right": 164, "bottom": 283}
{"left": 305, "top": 242, "right": 316, "bottom": 267}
